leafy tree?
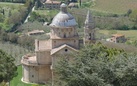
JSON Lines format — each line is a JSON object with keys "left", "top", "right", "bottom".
{"left": 55, "top": 43, "right": 125, "bottom": 86}
{"left": 0, "top": 49, "right": 17, "bottom": 83}
{"left": 127, "top": 9, "right": 132, "bottom": 16}
{"left": 129, "top": 9, "right": 137, "bottom": 23}
{"left": 0, "top": 14, "right": 4, "bottom": 22}
{"left": 35, "top": 0, "right": 42, "bottom": 9}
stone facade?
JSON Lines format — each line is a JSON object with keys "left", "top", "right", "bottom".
{"left": 84, "top": 10, "right": 96, "bottom": 44}
{"left": 21, "top": 3, "right": 95, "bottom": 84}
{"left": 43, "top": 0, "right": 61, "bottom": 9}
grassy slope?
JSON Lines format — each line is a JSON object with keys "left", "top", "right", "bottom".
{"left": 92, "top": 0, "right": 137, "bottom": 14}
{"left": 99, "top": 30, "right": 137, "bottom": 40}
{"left": 10, "top": 66, "right": 32, "bottom": 86}
{"left": 10, "top": 66, "right": 48, "bottom": 86}
{"left": 0, "top": 2, "right": 24, "bottom": 6}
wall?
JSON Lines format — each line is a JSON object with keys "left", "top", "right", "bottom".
{"left": 52, "top": 39, "right": 79, "bottom": 49}
{"left": 36, "top": 50, "right": 51, "bottom": 64}
{"left": 23, "top": 65, "right": 30, "bottom": 82}
{"left": 51, "top": 27, "right": 78, "bottom": 38}
{"left": 38, "top": 65, "right": 52, "bottom": 83}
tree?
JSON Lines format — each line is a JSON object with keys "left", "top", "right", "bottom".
{"left": 0, "top": 49, "right": 17, "bottom": 83}
{"left": 129, "top": 9, "right": 137, "bottom": 23}
{"left": 35, "top": 0, "right": 42, "bottom": 9}
{"left": 55, "top": 43, "right": 125, "bottom": 86}
{"left": 127, "top": 9, "right": 132, "bottom": 16}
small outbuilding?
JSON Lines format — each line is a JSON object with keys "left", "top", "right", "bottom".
{"left": 107, "top": 34, "right": 126, "bottom": 43}
{"left": 43, "top": 0, "right": 61, "bottom": 9}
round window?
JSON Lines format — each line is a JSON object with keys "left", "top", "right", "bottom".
{"left": 65, "top": 49, "right": 68, "bottom": 52}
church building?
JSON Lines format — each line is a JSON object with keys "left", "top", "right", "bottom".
{"left": 21, "top": 3, "right": 95, "bottom": 84}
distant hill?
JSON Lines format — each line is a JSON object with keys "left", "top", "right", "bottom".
{"left": 91, "top": 0, "right": 137, "bottom": 14}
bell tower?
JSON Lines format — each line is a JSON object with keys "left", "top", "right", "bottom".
{"left": 84, "top": 10, "right": 95, "bottom": 44}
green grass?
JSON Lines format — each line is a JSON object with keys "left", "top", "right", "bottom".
{"left": 0, "top": 2, "right": 24, "bottom": 7}
{"left": 34, "top": 9, "right": 59, "bottom": 16}
{"left": 99, "top": 30, "right": 137, "bottom": 40}
{"left": 91, "top": 0, "right": 137, "bottom": 14}
{"left": 10, "top": 66, "right": 32, "bottom": 86}
{"left": 10, "top": 66, "right": 48, "bottom": 86}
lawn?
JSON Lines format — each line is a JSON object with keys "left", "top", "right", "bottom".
{"left": 10, "top": 66, "right": 32, "bottom": 86}
{"left": 10, "top": 66, "right": 48, "bottom": 86}
{"left": 91, "top": 0, "right": 137, "bottom": 14}
{"left": 34, "top": 9, "right": 58, "bottom": 16}
{"left": 0, "top": 2, "right": 24, "bottom": 7}
{"left": 99, "top": 30, "right": 137, "bottom": 40}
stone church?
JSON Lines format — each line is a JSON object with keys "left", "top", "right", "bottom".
{"left": 21, "top": 3, "right": 95, "bottom": 84}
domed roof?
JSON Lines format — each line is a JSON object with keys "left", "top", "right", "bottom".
{"left": 50, "top": 3, "right": 77, "bottom": 27}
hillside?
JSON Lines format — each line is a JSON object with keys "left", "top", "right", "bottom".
{"left": 92, "top": 0, "right": 137, "bottom": 14}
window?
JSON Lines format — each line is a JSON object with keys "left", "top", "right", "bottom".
{"left": 64, "top": 34, "right": 66, "bottom": 38}
{"left": 65, "top": 49, "right": 68, "bottom": 52}
{"left": 89, "top": 33, "right": 91, "bottom": 40}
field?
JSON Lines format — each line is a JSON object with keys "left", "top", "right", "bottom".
{"left": 99, "top": 30, "right": 137, "bottom": 40}
{"left": 97, "top": 30, "right": 137, "bottom": 53}
{"left": 0, "top": 2, "right": 24, "bottom": 17}
{"left": 0, "top": 2, "right": 24, "bottom": 6}
{"left": 92, "top": 0, "right": 137, "bottom": 14}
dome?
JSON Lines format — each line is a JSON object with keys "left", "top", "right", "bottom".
{"left": 50, "top": 3, "right": 77, "bottom": 27}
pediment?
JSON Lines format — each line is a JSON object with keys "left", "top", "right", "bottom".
{"left": 51, "top": 44, "right": 78, "bottom": 55}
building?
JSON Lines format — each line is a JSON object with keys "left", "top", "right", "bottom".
{"left": 43, "top": 0, "right": 61, "bottom": 9}
{"left": 84, "top": 10, "right": 96, "bottom": 44}
{"left": 21, "top": 3, "right": 95, "bottom": 84}
{"left": 107, "top": 34, "right": 126, "bottom": 43}
{"left": 27, "top": 30, "right": 45, "bottom": 36}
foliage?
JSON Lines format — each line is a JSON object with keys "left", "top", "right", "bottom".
{"left": 0, "top": 0, "right": 26, "bottom": 3}
{"left": 0, "top": 28, "right": 35, "bottom": 51}
{"left": 34, "top": 9, "right": 59, "bottom": 23}
{"left": 35, "top": 0, "right": 42, "bottom": 9}
{"left": 28, "top": 12, "right": 47, "bottom": 22}
{"left": 55, "top": 43, "right": 128, "bottom": 86}
{"left": 0, "top": 81, "right": 7, "bottom": 86}
{"left": 69, "top": 8, "right": 136, "bottom": 30}
{"left": 0, "top": 41, "right": 31, "bottom": 65}
{"left": 0, "top": 49, "right": 17, "bottom": 82}
{"left": 126, "top": 9, "right": 132, "bottom": 16}
{"left": 81, "top": 1, "right": 93, "bottom": 8}
{"left": 129, "top": 9, "right": 137, "bottom": 23}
